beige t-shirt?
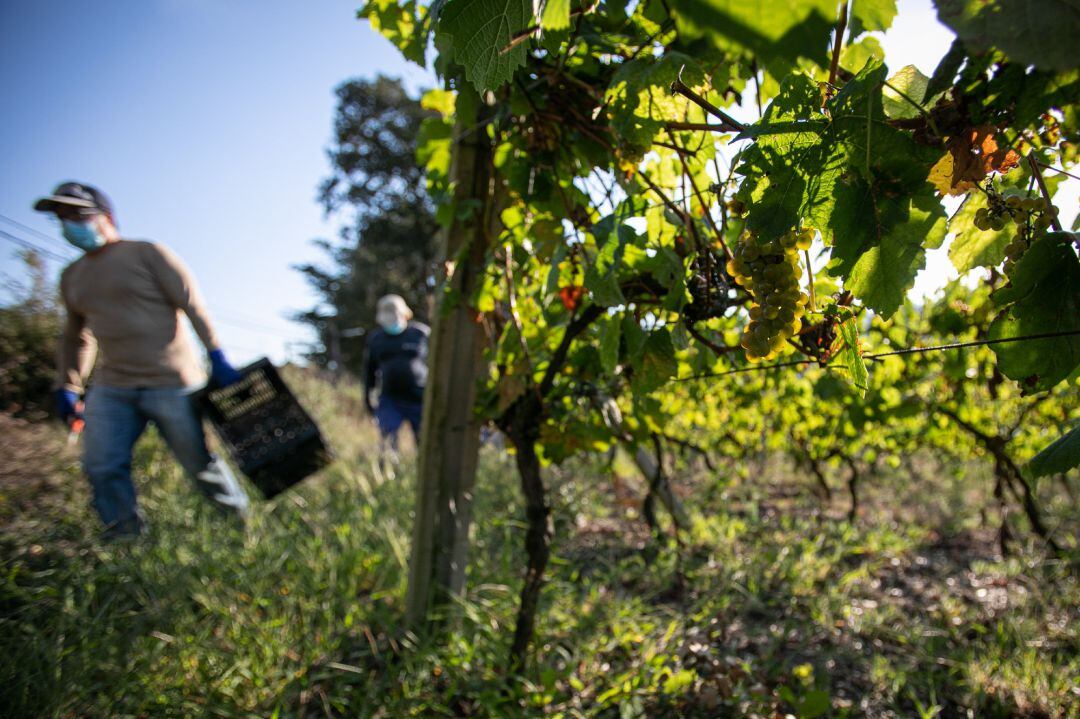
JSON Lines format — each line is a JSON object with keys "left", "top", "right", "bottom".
{"left": 57, "top": 240, "right": 220, "bottom": 393}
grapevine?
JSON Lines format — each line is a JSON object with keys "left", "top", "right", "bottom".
{"left": 359, "top": 0, "right": 1080, "bottom": 672}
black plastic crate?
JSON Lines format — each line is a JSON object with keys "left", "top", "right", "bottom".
{"left": 194, "top": 358, "right": 332, "bottom": 498}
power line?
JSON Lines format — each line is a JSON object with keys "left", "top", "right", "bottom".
{"left": 217, "top": 306, "right": 292, "bottom": 325}
{"left": 0, "top": 228, "right": 76, "bottom": 263}
{"left": 213, "top": 314, "right": 292, "bottom": 335}
{"left": 0, "top": 214, "right": 74, "bottom": 254}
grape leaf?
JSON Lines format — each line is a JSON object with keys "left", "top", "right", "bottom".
{"left": 622, "top": 314, "right": 647, "bottom": 365}
{"left": 540, "top": 0, "right": 571, "bottom": 31}
{"left": 420, "top": 88, "right": 457, "bottom": 117}
{"left": 417, "top": 117, "right": 455, "bottom": 186}
{"left": 599, "top": 315, "right": 622, "bottom": 374}
{"left": 849, "top": 0, "right": 898, "bottom": 37}
{"left": 437, "top": 0, "right": 533, "bottom": 91}
{"left": 360, "top": 0, "right": 429, "bottom": 65}
{"left": 668, "top": 0, "right": 837, "bottom": 71}
{"left": 947, "top": 191, "right": 1015, "bottom": 273}
{"left": 736, "top": 74, "right": 836, "bottom": 240}
{"left": 635, "top": 329, "right": 679, "bottom": 391}
{"left": 838, "top": 314, "right": 869, "bottom": 396}
{"left": 935, "top": 0, "right": 1080, "bottom": 72}
{"left": 882, "top": 65, "right": 929, "bottom": 120}
{"left": 1026, "top": 423, "right": 1080, "bottom": 478}
{"left": 585, "top": 224, "right": 637, "bottom": 307}
{"left": 928, "top": 126, "right": 1021, "bottom": 196}
{"left": 605, "top": 52, "right": 716, "bottom": 156}
{"left": 844, "top": 190, "right": 947, "bottom": 317}
{"left": 840, "top": 36, "right": 885, "bottom": 75}
{"left": 989, "top": 232, "right": 1080, "bottom": 392}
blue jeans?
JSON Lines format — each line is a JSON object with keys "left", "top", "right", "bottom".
{"left": 82, "top": 385, "right": 249, "bottom": 537}
{"left": 374, "top": 396, "right": 422, "bottom": 448}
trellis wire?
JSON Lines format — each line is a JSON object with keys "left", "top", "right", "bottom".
{"left": 674, "top": 329, "right": 1080, "bottom": 382}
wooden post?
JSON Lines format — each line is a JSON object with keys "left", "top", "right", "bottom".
{"left": 405, "top": 105, "right": 500, "bottom": 628}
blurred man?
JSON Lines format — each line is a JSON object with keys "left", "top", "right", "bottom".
{"left": 35, "top": 181, "right": 249, "bottom": 538}
{"left": 363, "top": 294, "right": 429, "bottom": 456}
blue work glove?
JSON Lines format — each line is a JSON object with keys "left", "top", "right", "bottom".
{"left": 209, "top": 349, "right": 243, "bottom": 387}
{"left": 55, "top": 388, "right": 82, "bottom": 425}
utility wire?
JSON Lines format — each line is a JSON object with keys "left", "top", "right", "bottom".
{"left": 214, "top": 314, "right": 293, "bottom": 335}
{"left": 0, "top": 214, "right": 75, "bottom": 254}
{"left": 0, "top": 229, "right": 75, "bottom": 263}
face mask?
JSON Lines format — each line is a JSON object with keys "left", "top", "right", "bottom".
{"left": 61, "top": 220, "right": 107, "bottom": 252}
{"left": 385, "top": 322, "right": 405, "bottom": 336}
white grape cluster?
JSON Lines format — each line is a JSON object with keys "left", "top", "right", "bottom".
{"left": 727, "top": 228, "right": 812, "bottom": 363}
{"left": 973, "top": 192, "right": 1058, "bottom": 276}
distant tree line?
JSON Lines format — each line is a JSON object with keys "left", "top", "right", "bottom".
{"left": 293, "top": 76, "right": 439, "bottom": 374}
{"left": 0, "top": 251, "right": 62, "bottom": 420}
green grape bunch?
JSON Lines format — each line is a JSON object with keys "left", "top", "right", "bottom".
{"left": 727, "top": 228, "right": 812, "bottom": 363}
{"left": 972, "top": 186, "right": 1059, "bottom": 275}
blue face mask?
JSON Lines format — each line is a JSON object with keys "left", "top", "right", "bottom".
{"left": 61, "top": 220, "right": 107, "bottom": 252}
{"left": 385, "top": 322, "right": 405, "bottom": 336}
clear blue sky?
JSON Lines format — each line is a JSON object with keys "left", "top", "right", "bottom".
{"left": 2, "top": 1, "right": 1072, "bottom": 365}
{"left": 0, "top": 0, "right": 434, "bottom": 364}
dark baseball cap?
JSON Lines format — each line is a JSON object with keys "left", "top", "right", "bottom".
{"left": 34, "top": 181, "right": 114, "bottom": 219}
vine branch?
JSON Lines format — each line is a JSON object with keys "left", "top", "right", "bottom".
{"left": 670, "top": 67, "right": 746, "bottom": 133}
{"left": 1027, "top": 154, "right": 1064, "bottom": 232}
{"left": 827, "top": 1, "right": 850, "bottom": 88}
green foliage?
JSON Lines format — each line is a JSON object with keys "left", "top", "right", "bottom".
{"left": 359, "top": 0, "right": 429, "bottom": 64}
{"left": 1, "top": 367, "right": 1076, "bottom": 717}
{"left": 881, "top": 65, "right": 931, "bottom": 120}
{"left": 735, "top": 60, "right": 948, "bottom": 317}
{"left": 0, "top": 252, "right": 62, "bottom": 420}
{"left": 948, "top": 191, "right": 1015, "bottom": 273}
{"left": 934, "top": 0, "right": 1080, "bottom": 72}
{"left": 358, "top": 0, "right": 1080, "bottom": 668}
{"left": 989, "top": 232, "right": 1080, "bottom": 392}
{"left": 848, "top": 0, "right": 898, "bottom": 38}
{"left": 844, "top": 190, "right": 947, "bottom": 318}
{"left": 837, "top": 312, "right": 868, "bottom": 395}
{"left": 1027, "top": 423, "right": 1080, "bottom": 479}
{"left": 540, "top": 0, "right": 572, "bottom": 32}
{"left": 668, "top": 0, "right": 837, "bottom": 71}
{"left": 437, "top": 0, "right": 533, "bottom": 91}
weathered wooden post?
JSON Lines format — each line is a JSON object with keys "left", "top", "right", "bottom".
{"left": 405, "top": 103, "right": 500, "bottom": 627}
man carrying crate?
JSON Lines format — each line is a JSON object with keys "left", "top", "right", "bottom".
{"left": 35, "top": 181, "right": 250, "bottom": 538}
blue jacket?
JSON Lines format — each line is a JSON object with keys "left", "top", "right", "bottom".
{"left": 363, "top": 322, "right": 430, "bottom": 403}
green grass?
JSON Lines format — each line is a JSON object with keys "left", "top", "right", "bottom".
{"left": 1, "top": 370, "right": 1077, "bottom": 718}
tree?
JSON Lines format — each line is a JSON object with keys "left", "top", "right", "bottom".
{"left": 294, "top": 75, "right": 440, "bottom": 372}
{"left": 0, "top": 251, "right": 63, "bottom": 420}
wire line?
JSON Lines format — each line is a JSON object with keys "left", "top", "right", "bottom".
{"left": 862, "top": 329, "right": 1080, "bottom": 361}
{"left": 0, "top": 229, "right": 75, "bottom": 263}
{"left": 0, "top": 214, "right": 74, "bottom": 253}
{"left": 674, "top": 329, "right": 1080, "bottom": 382}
